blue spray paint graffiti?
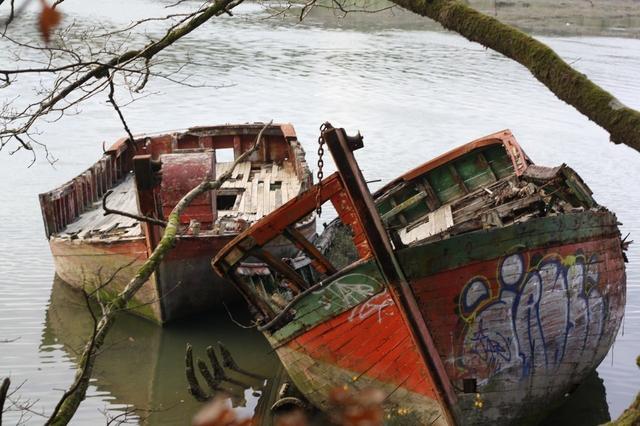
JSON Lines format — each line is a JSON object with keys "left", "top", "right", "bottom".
{"left": 458, "top": 252, "right": 607, "bottom": 380}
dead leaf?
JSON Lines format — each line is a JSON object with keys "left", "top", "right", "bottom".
{"left": 274, "top": 409, "right": 308, "bottom": 426}
{"left": 38, "top": 0, "right": 61, "bottom": 44}
{"left": 328, "top": 386, "right": 385, "bottom": 426}
{"left": 193, "top": 398, "right": 254, "bottom": 426}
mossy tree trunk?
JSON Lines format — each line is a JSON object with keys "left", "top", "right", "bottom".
{"left": 390, "top": 0, "right": 640, "bottom": 153}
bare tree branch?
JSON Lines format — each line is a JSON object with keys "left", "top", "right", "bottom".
{"left": 1, "top": 377, "right": 10, "bottom": 423}
{"left": 1, "top": 0, "right": 245, "bottom": 161}
{"left": 102, "top": 190, "right": 168, "bottom": 227}
{"left": 107, "top": 74, "right": 135, "bottom": 144}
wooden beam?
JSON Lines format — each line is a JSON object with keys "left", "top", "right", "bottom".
{"left": 251, "top": 248, "right": 308, "bottom": 293}
{"left": 381, "top": 191, "right": 427, "bottom": 224}
{"left": 322, "top": 124, "right": 458, "bottom": 425}
{"left": 477, "top": 151, "right": 498, "bottom": 182}
{"left": 448, "top": 163, "right": 469, "bottom": 194}
{"left": 284, "top": 226, "right": 337, "bottom": 275}
{"left": 420, "top": 177, "right": 441, "bottom": 211}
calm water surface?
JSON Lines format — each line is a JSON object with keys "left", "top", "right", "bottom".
{"left": 0, "top": 1, "right": 639, "bottom": 424}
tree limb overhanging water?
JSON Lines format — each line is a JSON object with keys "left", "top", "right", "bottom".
{"left": 0, "top": 0, "right": 245, "bottom": 165}
{"left": 388, "top": 0, "right": 640, "bottom": 152}
{"left": 1, "top": 0, "right": 639, "bottom": 162}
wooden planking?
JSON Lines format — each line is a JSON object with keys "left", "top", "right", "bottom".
{"left": 238, "top": 183, "right": 247, "bottom": 212}
{"left": 61, "top": 174, "right": 142, "bottom": 239}
{"left": 280, "top": 290, "right": 445, "bottom": 411}
{"left": 403, "top": 235, "right": 625, "bottom": 426}
{"left": 398, "top": 204, "right": 454, "bottom": 245}
{"left": 256, "top": 181, "right": 264, "bottom": 218}
{"left": 242, "top": 162, "right": 251, "bottom": 183}
{"left": 250, "top": 176, "right": 259, "bottom": 214}
{"left": 281, "top": 178, "right": 290, "bottom": 205}
{"left": 269, "top": 184, "right": 277, "bottom": 214}
{"left": 275, "top": 345, "right": 447, "bottom": 425}
{"left": 263, "top": 172, "right": 271, "bottom": 215}
{"left": 271, "top": 260, "right": 385, "bottom": 342}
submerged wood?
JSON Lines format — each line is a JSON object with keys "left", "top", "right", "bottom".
{"left": 212, "top": 124, "right": 627, "bottom": 425}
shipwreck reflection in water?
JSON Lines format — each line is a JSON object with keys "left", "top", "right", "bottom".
{"left": 41, "top": 277, "right": 612, "bottom": 425}
{"left": 540, "top": 371, "right": 611, "bottom": 425}
{"left": 40, "top": 277, "right": 285, "bottom": 425}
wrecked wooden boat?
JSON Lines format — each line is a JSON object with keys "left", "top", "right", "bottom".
{"left": 39, "top": 123, "right": 313, "bottom": 323}
{"left": 212, "top": 124, "right": 627, "bottom": 425}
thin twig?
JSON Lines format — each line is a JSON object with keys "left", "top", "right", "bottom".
{"left": 107, "top": 75, "right": 135, "bottom": 145}
{"left": 86, "top": 257, "right": 140, "bottom": 298}
{"left": 102, "top": 190, "right": 167, "bottom": 227}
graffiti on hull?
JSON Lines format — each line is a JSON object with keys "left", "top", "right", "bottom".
{"left": 456, "top": 251, "right": 609, "bottom": 380}
{"left": 314, "top": 273, "right": 394, "bottom": 323}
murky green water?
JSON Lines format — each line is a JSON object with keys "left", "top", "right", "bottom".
{"left": 1, "top": 1, "right": 639, "bottom": 424}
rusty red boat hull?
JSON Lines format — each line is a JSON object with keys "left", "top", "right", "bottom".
{"left": 401, "top": 213, "right": 625, "bottom": 424}
{"left": 48, "top": 217, "right": 316, "bottom": 322}
{"left": 261, "top": 213, "right": 625, "bottom": 425}
{"left": 41, "top": 123, "right": 313, "bottom": 323}
{"left": 212, "top": 125, "right": 627, "bottom": 424}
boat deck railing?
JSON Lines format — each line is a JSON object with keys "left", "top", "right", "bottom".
{"left": 39, "top": 137, "right": 135, "bottom": 238}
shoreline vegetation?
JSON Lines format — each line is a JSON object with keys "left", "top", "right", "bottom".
{"left": 297, "top": 0, "right": 640, "bottom": 37}
{"left": 470, "top": 0, "right": 640, "bottom": 37}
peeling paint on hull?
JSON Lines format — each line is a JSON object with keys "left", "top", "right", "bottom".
{"left": 212, "top": 126, "right": 627, "bottom": 425}
{"left": 403, "top": 216, "right": 625, "bottom": 424}
{"left": 266, "top": 213, "right": 625, "bottom": 425}
{"left": 273, "top": 292, "right": 448, "bottom": 425}
{"left": 50, "top": 219, "right": 316, "bottom": 322}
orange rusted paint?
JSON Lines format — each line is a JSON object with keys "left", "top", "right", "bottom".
{"left": 212, "top": 124, "right": 627, "bottom": 425}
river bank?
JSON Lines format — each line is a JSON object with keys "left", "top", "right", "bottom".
{"left": 295, "top": 0, "right": 640, "bottom": 37}
{"left": 470, "top": 0, "right": 640, "bottom": 37}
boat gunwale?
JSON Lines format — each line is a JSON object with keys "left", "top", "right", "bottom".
{"left": 374, "top": 129, "right": 531, "bottom": 198}
{"left": 40, "top": 122, "right": 297, "bottom": 201}
{"left": 39, "top": 123, "right": 305, "bottom": 239}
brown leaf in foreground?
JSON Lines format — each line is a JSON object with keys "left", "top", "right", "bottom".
{"left": 193, "top": 398, "right": 253, "bottom": 426}
{"left": 38, "top": 0, "right": 61, "bottom": 44}
{"left": 274, "top": 409, "right": 309, "bottom": 426}
{"left": 328, "top": 386, "right": 385, "bottom": 426}
{"left": 192, "top": 386, "right": 385, "bottom": 426}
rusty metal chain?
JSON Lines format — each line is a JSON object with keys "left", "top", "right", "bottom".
{"left": 315, "top": 123, "right": 328, "bottom": 216}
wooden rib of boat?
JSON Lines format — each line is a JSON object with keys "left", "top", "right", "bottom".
{"left": 212, "top": 124, "right": 627, "bottom": 425}
{"left": 39, "top": 123, "right": 314, "bottom": 323}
